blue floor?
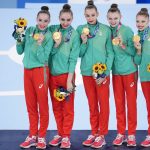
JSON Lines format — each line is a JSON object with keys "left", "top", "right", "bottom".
{"left": 0, "top": 130, "right": 149, "bottom": 150}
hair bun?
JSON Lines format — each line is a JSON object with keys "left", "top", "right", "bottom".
{"left": 88, "top": 0, "right": 94, "bottom": 6}
{"left": 63, "top": 4, "right": 71, "bottom": 10}
{"left": 141, "top": 8, "right": 148, "bottom": 13}
{"left": 111, "top": 4, "right": 118, "bottom": 9}
{"left": 41, "top": 6, "right": 49, "bottom": 11}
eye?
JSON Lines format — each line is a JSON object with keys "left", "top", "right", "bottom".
{"left": 85, "top": 15, "right": 90, "bottom": 18}
{"left": 92, "top": 14, "right": 95, "bottom": 17}
{"left": 61, "top": 18, "right": 65, "bottom": 21}
{"left": 67, "top": 19, "right": 71, "bottom": 22}
{"left": 39, "top": 19, "right": 42, "bottom": 22}
{"left": 44, "top": 20, "right": 48, "bottom": 23}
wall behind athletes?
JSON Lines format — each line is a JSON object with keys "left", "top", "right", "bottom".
{"left": 0, "top": 3, "right": 150, "bottom": 130}
{"left": 0, "top": 0, "right": 150, "bottom": 8}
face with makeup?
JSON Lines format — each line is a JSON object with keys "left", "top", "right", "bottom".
{"left": 37, "top": 13, "right": 50, "bottom": 30}
{"left": 59, "top": 12, "right": 73, "bottom": 29}
{"left": 136, "top": 15, "right": 149, "bottom": 31}
{"left": 107, "top": 11, "right": 121, "bottom": 27}
{"left": 84, "top": 8, "right": 98, "bottom": 25}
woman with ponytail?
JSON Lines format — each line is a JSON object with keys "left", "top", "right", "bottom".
{"left": 48, "top": 4, "right": 80, "bottom": 149}
{"left": 18, "top": 6, "right": 53, "bottom": 149}
{"left": 134, "top": 8, "right": 150, "bottom": 147}
{"left": 107, "top": 4, "right": 138, "bottom": 147}
{"left": 77, "top": 0, "right": 114, "bottom": 148}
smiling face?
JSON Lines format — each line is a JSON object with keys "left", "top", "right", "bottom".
{"left": 136, "top": 15, "right": 149, "bottom": 31}
{"left": 36, "top": 13, "right": 50, "bottom": 30}
{"left": 59, "top": 12, "right": 73, "bottom": 29}
{"left": 84, "top": 8, "right": 99, "bottom": 25}
{"left": 107, "top": 11, "right": 121, "bottom": 27}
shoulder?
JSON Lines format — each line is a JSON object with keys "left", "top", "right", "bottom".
{"left": 99, "top": 23, "right": 111, "bottom": 31}
{"left": 122, "top": 24, "right": 133, "bottom": 33}
{"left": 25, "top": 26, "right": 35, "bottom": 33}
{"left": 76, "top": 24, "right": 87, "bottom": 33}
{"left": 49, "top": 25, "right": 60, "bottom": 33}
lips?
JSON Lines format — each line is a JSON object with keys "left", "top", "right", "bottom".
{"left": 62, "top": 24, "right": 68, "bottom": 28}
{"left": 39, "top": 25, "right": 45, "bottom": 29}
{"left": 138, "top": 26, "right": 144, "bottom": 29}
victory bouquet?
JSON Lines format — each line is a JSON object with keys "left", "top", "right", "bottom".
{"left": 54, "top": 85, "right": 76, "bottom": 101}
{"left": 12, "top": 17, "right": 27, "bottom": 42}
{"left": 92, "top": 63, "right": 107, "bottom": 79}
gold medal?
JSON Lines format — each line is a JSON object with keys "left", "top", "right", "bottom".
{"left": 53, "top": 32, "right": 61, "bottom": 40}
{"left": 33, "top": 33, "right": 40, "bottom": 40}
{"left": 82, "top": 27, "right": 90, "bottom": 36}
{"left": 112, "top": 38, "right": 120, "bottom": 46}
{"left": 133, "top": 35, "right": 140, "bottom": 43}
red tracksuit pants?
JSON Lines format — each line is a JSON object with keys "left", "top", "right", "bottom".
{"left": 83, "top": 76, "right": 110, "bottom": 135}
{"left": 141, "top": 81, "right": 150, "bottom": 135}
{"left": 24, "top": 67, "right": 49, "bottom": 137}
{"left": 50, "top": 73, "right": 74, "bottom": 138}
{"left": 112, "top": 72, "right": 137, "bottom": 135}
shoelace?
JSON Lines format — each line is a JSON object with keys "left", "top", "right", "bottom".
{"left": 62, "top": 137, "right": 69, "bottom": 143}
{"left": 54, "top": 135, "right": 61, "bottom": 139}
{"left": 116, "top": 134, "right": 123, "bottom": 139}
{"left": 25, "top": 136, "right": 36, "bottom": 142}
{"left": 87, "top": 135, "right": 95, "bottom": 140}
{"left": 38, "top": 138, "right": 46, "bottom": 144}
{"left": 95, "top": 136, "right": 103, "bottom": 142}
{"left": 145, "top": 135, "right": 150, "bottom": 141}
{"left": 128, "top": 135, "right": 135, "bottom": 141}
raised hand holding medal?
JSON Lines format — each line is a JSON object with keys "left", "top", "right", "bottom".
{"left": 133, "top": 35, "right": 142, "bottom": 54}
{"left": 81, "top": 27, "right": 89, "bottom": 44}
{"left": 53, "top": 31, "right": 62, "bottom": 47}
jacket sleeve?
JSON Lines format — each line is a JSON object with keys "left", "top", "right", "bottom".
{"left": 134, "top": 53, "right": 142, "bottom": 65}
{"left": 68, "top": 32, "right": 80, "bottom": 73}
{"left": 76, "top": 26, "right": 88, "bottom": 57}
{"left": 105, "top": 28, "right": 114, "bottom": 76}
{"left": 36, "top": 32, "right": 54, "bottom": 64}
{"left": 121, "top": 28, "right": 136, "bottom": 56}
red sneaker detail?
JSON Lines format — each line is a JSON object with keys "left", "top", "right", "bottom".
{"left": 127, "top": 135, "right": 136, "bottom": 147}
{"left": 113, "top": 134, "right": 126, "bottom": 146}
{"left": 60, "top": 137, "right": 71, "bottom": 149}
{"left": 20, "top": 135, "right": 37, "bottom": 148}
{"left": 141, "top": 135, "right": 150, "bottom": 147}
{"left": 82, "top": 135, "right": 96, "bottom": 146}
{"left": 49, "top": 135, "right": 62, "bottom": 146}
{"left": 91, "top": 136, "right": 106, "bottom": 148}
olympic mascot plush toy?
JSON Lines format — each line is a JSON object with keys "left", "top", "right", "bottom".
{"left": 12, "top": 17, "right": 27, "bottom": 42}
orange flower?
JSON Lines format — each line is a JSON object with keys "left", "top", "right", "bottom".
{"left": 99, "top": 64, "right": 107, "bottom": 71}
{"left": 15, "top": 18, "right": 27, "bottom": 27}
{"left": 93, "top": 63, "right": 100, "bottom": 73}
{"left": 54, "top": 89, "right": 65, "bottom": 101}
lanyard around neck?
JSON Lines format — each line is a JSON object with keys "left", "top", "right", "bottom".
{"left": 88, "top": 23, "right": 100, "bottom": 39}
{"left": 140, "top": 27, "right": 149, "bottom": 45}
{"left": 111, "top": 22, "right": 122, "bottom": 39}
